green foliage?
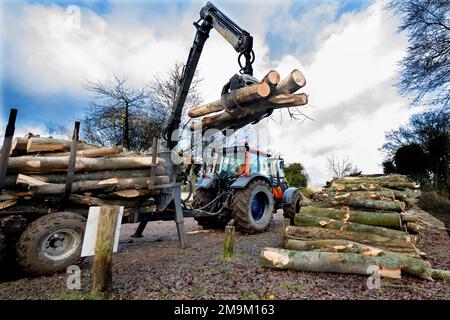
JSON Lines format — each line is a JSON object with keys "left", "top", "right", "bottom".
{"left": 283, "top": 163, "right": 308, "bottom": 189}
{"left": 394, "top": 144, "right": 428, "bottom": 178}
{"left": 382, "top": 160, "right": 396, "bottom": 174}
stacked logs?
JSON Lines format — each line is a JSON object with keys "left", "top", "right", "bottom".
{"left": 0, "top": 135, "right": 168, "bottom": 218}
{"left": 188, "top": 69, "right": 308, "bottom": 132}
{"left": 260, "top": 174, "right": 450, "bottom": 280}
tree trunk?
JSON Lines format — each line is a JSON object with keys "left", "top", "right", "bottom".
{"left": 7, "top": 156, "right": 166, "bottom": 173}
{"left": 299, "top": 206, "right": 405, "bottom": 229}
{"left": 260, "top": 247, "right": 432, "bottom": 279}
{"left": 294, "top": 214, "right": 408, "bottom": 239}
{"left": 17, "top": 174, "right": 170, "bottom": 194}
{"left": 316, "top": 197, "right": 406, "bottom": 212}
{"left": 313, "top": 190, "right": 396, "bottom": 201}
{"left": 285, "top": 226, "right": 420, "bottom": 256}
{"left": 26, "top": 137, "right": 96, "bottom": 153}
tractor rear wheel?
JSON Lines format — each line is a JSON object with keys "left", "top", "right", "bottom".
{"left": 283, "top": 191, "right": 301, "bottom": 223}
{"left": 16, "top": 212, "right": 86, "bottom": 275}
{"left": 193, "top": 189, "right": 230, "bottom": 229}
{"left": 232, "top": 179, "right": 274, "bottom": 233}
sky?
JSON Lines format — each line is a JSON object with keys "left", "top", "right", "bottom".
{"left": 0, "top": 0, "right": 417, "bottom": 187}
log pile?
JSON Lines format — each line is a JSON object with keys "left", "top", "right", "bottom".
{"left": 1, "top": 135, "right": 168, "bottom": 218}
{"left": 260, "top": 174, "right": 450, "bottom": 281}
{"left": 188, "top": 69, "right": 308, "bottom": 132}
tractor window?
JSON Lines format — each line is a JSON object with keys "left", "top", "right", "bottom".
{"left": 249, "top": 152, "right": 272, "bottom": 176}
{"left": 217, "top": 150, "right": 246, "bottom": 176}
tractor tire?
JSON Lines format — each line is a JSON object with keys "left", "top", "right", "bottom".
{"left": 283, "top": 191, "right": 301, "bottom": 224}
{"left": 232, "top": 179, "right": 274, "bottom": 233}
{"left": 16, "top": 212, "right": 86, "bottom": 275}
{"left": 193, "top": 189, "right": 229, "bottom": 229}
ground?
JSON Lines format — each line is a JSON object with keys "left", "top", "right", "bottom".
{"left": 0, "top": 209, "right": 449, "bottom": 300}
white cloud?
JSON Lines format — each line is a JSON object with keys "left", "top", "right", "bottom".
{"left": 1, "top": 0, "right": 415, "bottom": 187}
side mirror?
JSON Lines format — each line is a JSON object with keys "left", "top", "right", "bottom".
{"left": 279, "top": 160, "right": 285, "bottom": 170}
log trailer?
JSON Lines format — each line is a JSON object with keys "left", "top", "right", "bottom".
{"left": 0, "top": 2, "right": 301, "bottom": 276}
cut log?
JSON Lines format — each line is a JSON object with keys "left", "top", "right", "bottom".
{"left": 316, "top": 196, "right": 406, "bottom": 212}
{"left": 431, "top": 269, "right": 450, "bottom": 280}
{"left": 17, "top": 174, "right": 170, "bottom": 195}
{"left": 26, "top": 137, "right": 96, "bottom": 153}
{"left": 68, "top": 194, "right": 154, "bottom": 207}
{"left": 274, "top": 69, "right": 306, "bottom": 95}
{"left": 283, "top": 239, "right": 430, "bottom": 278}
{"left": 285, "top": 226, "right": 420, "bottom": 256}
{"left": 7, "top": 156, "right": 166, "bottom": 173}
{"left": 261, "top": 70, "right": 280, "bottom": 94}
{"left": 260, "top": 247, "right": 432, "bottom": 279}
{"left": 300, "top": 207, "right": 404, "bottom": 229}
{"left": 313, "top": 190, "right": 396, "bottom": 201}
{"left": 11, "top": 137, "right": 28, "bottom": 156}
{"left": 3, "top": 168, "right": 165, "bottom": 188}
{"left": 294, "top": 214, "right": 408, "bottom": 239}
{"left": 39, "top": 146, "right": 125, "bottom": 158}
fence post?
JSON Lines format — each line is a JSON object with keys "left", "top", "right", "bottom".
{"left": 91, "top": 205, "right": 120, "bottom": 298}
{"left": 0, "top": 109, "right": 17, "bottom": 192}
{"left": 223, "top": 225, "right": 235, "bottom": 259}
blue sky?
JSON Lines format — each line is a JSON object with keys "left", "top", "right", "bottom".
{"left": 1, "top": 0, "right": 413, "bottom": 185}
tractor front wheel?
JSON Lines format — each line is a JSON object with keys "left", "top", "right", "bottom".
{"left": 232, "top": 179, "right": 274, "bottom": 233}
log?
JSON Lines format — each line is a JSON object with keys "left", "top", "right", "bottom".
{"left": 294, "top": 214, "right": 408, "bottom": 239}
{"left": 91, "top": 206, "right": 120, "bottom": 297}
{"left": 260, "top": 247, "right": 432, "bottom": 279}
{"left": 26, "top": 137, "right": 96, "bottom": 153}
{"left": 17, "top": 174, "right": 170, "bottom": 195}
{"left": 68, "top": 194, "right": 154, "bottom": 207}
{"left": 313, "top": 190, "right": 396, "bottom": 201}
{"left": 274, "top": 69, "right": 306, "bottom": 95}
{"left": 316, "top": 196, "right": 406, "bottom": 212}
{"left": 7, "top": 156, "right": 166, "bottom": 173}
{"left": 3, "top": 168, "right": 165, "bottom": 188}
{"left": 337, "top": 174, "right": 410, "bottom": 183}
{"left": 285, "top": 226, "right": 420, "bottom": 256}
{"left": 283, "top": 239, "right": 431, "bottom": 278}
{"left": 431, "top": 269, "right": 450, "bottom": 280}
{"left": 11, "top": 137, "right": 28, "bottom": 156}
{"left": 261, "top": 70, "right": 280, "bottom": 94}
{"left": 39, "top": 146, "right": 124, "bottom": 158}
{"left": 300, "top": 207, "right": 404, "bottom": 229}
{"left": 200, "top": 93, "right": 308, "bottom": 131}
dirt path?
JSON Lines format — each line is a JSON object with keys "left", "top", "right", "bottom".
{"left": 0, "top": 209, "right": 449, "bottom": 300}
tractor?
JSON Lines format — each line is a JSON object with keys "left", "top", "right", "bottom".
{"left": 191, "top": 143, "right": 301, "bottom": 233}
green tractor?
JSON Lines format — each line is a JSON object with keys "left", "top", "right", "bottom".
{"left": 191, "top": 143, "right": 301, "bottom": 233}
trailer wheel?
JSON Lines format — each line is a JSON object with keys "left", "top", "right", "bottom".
{"left": 16, "top": 212, "right": 86, "bottom": 275}
{"left": 283, "top": 191, "right": 301, "bottom": 224}
{"left": 232, "top": 179, "right": 274, "bottom": 233}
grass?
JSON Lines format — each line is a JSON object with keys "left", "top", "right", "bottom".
{"left": 280, "top": 280, "right": 307, "bottom": 293}
{"left": 59, "top": 290, "right": 105, "bottom": 300}
{"left": 240, "top": 292, "right": 260, "bottom": 300}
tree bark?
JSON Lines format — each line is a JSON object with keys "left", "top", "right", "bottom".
{"left": 17, "top": 174, "right": 170, "bottom": 194}
{"left": 7, "top": 156, "right": 166, "bottom": 173}
{"left": 26, "top": 137, "right": 96, "bottom": 153}
{"left": 285, "top": 226, "right": 420, "bottom": 256}
{"left": 294, "top": 214, "right": 408, "bottom": 239}
{"left": 313, "top": 190, "right": 396, "bottom": 201}
{"left": 260, "top": 247, "right": 432, "bottom": 279}
{"left": 316, "top": 197, "right": 406, "bottom": 212}
{"left": 300, "top": 206, "right": 405, "bottom": 229}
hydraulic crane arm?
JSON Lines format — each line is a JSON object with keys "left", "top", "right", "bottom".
{"left": 166, "top": 2, "right": 255, "bottom": 149}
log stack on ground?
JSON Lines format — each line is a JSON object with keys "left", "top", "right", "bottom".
{"left": 260, "top": 174, "right": 450, "bottom": 281}
{"left": 188, "top": 69, "right": 308, "bottom": 132}
{"left": 1, "top": 134, "right": 169, "bottom": 219}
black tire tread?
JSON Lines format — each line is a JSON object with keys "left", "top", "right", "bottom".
{"left": 16, "top": 212, "right": 86, "bottom": 275}
{"left": 283, "top": 191, "right": 301, "bottom": 223}
{"left": 232, "top": 179, "right": 273, "bottom": 234}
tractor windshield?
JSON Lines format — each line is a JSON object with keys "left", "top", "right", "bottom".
{"left": 216, "top": 148, "right": 246, "bottom": 176}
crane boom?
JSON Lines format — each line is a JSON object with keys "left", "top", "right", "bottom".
{"left": 166, "top": 2, "right": 255, "bottom": 149}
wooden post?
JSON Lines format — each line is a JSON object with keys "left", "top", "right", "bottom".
{"left": 148, "top": 137, "right": 158, "bottom": 190}
{"left": 0, "top": 109, "right": 17, "bottom": 192}
{"left": 223, "top": 225, "right": 235, "bottom": 259}
{"left": 60, "top": 121, "right": 79, "bottom": 206}
{"left": 283, "top": 218, "right": 291, "bottom": 235}
{"left": 91, "top": 206, "right": 120, "bottom": 298}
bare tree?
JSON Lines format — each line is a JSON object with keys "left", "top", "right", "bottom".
{"left": 386, "top": 0, "right": 450, "bottom": 110}
{"left": 327, "top": 154, "right": 357, "bottom": 179}
{"left": 82, "top": 75, "right": 167, "bottom": 152}
{"left": 45, "top": 122, "right": 71, "bottom": 139}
